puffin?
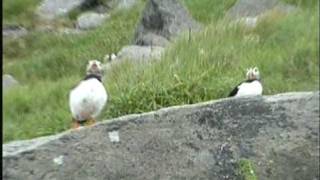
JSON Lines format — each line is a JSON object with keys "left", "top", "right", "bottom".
{"left": 69, "top": 60, "right": 108, "bottom": 128}
{"left": 228, "top": 67, "right": 263, "bottom": 97}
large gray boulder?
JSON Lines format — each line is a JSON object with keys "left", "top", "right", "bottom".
{"left": 76, "top": 12, "right": 109, "bottom": 30}
{"left": 138, "top": 33, "right": 170, "bottom": 47}
{"left": 117, "top": 0, "right": 137, "bottom": 9}
{"left": 133, "top": 0, "right": 201, "bottom": 47}
{"left": 227, "top": 0, "right": 297, "bottom": 19}
{"left": 116, "top": 45, "right": 164, "bottom": 61}
{"left": 37, "top": 0, "right": 87, "bottom": 20}
{"left": 3, "top": 25, "right": 28, "bottom": 39}
{"left": 3, "top": 74, "right": 20, "bottom": 92}
{"left": 3, "top": 92, "right": 319, "bottom": 180}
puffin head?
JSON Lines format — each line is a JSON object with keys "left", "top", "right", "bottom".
{"left": 86, "top": 60, "right": 103, "bottom": 76}
{"left": 246, "top": 67, "right": 260, "bottom": 80}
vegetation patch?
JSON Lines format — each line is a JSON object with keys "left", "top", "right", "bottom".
{"left": 3, "top": 0, "right": 41, "bottom": 27}
{"left": 238, "top": 159, "right": 258, "bottom": 180}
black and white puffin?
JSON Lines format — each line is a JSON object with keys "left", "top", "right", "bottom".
{"left": 228, "top": 67, "right": 263, "bottom": 97}
{"left": 69, "top": 60, "right": 108, "bottom": 128}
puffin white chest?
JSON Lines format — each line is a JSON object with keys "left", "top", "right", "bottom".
{"left": 236, "top": 80, "right": 263, "bottom": 97}
{"left": 69, "top": 78, "right": 107, "bottom": 121}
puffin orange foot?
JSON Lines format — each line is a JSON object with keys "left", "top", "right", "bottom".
{"left": 86, "top": 118, "right": 96, "bottom": 126}
{"left": 71, "top": 121, "right": 81, "bottom": 129}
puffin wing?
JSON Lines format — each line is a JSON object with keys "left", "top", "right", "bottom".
{"left": 228, "top": 85, "right": 239, "bottom": 97}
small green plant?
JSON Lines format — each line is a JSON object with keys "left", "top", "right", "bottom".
{"left": 238, "top": 159, "right": 258, "bottom": 180}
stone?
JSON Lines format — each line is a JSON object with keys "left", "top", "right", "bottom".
{"left": 135, "top": 33, "right": 170, "bottom": 47}
{"left": 117, "top": 0, "right": 137, "bottom": 9}
{"left": 3, "top": 74, "right": 19, "bottom": 91}
{"left": 227, "top": 0, "right": 297, "bottom": 28}
{"left": 53, "top": 155, "right": 64, "bottom": 165}
{"left": 108, "top": 131, "right": 120, "bottom": 143}
{"left": 3, "top": 91, "right": 319, "bottom": 180}
{"left": 58, "top": 28, "right": 83, "bottom": 34}
{"left": 227, "top": 0, "right": 297, "bottom": 20}
{"left": 3, "top": 25, "right": 28, "bottom": 39}
{"left": 133, "top": 0, "right": 201, "bottom": 47}
{"left": 116, "top": 45, "right": 164, "bottom": 61}
{"left": 37, "top": 0, "right": 87, "bottom": 20}
{"left": 76, "top": 12, "right": 109, "bottom": 30}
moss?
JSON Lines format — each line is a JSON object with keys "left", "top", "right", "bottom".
{"left": 238, "top": 159, "right": 258, "bottom": 180}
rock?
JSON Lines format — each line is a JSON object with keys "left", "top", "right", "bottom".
{"left": 133, "top": 0, "right": 201, "bottom": 47}
{"left": 108, "top": 131, "right": 120, "bottom": 143}
{"left": 3, "top": 74, "right": 19, "bottom": 91}
{"left": 227, "top": 0, "right": 297, "bottom": 20}
{"left": 3, "top": 25, "right": 28, "bottom": 39}
{"left": 58, "top": 28, "right": 83, "bottom": 34}
{"left": 117, "top": 0, "right": 137, "bottom": 9}
{"left": 233, "top": 16, "right": 259, "bottom": 28}
{"left": 76, "top": 12, "right": 109, "bottom": 30}
{"left": 227, "top": 0, "right": 297, "bottom": 28}
{"left": 135, "top": 33, "right": 170, "bottom": 47}
{"left": 117, "top": 45, "right": 164, "bottom": 61}
{"left": 3, "top": 91, "right": 319, "bottom": 180}
{"left": 37, "top": 0, "right": 87, "bottom": 20}
{"left": 94, "top": 5, "right": 109, "bottom": 14}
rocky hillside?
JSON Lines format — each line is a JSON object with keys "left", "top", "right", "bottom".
{"left": 3, "top": 0, "right": 319, "bottom": 143}
{"left": 3, "top": 92, "right": 319, "bottom": 180}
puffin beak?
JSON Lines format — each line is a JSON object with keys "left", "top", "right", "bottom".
{"left": 91, "top": 63, "right": 98, "bottom": 70}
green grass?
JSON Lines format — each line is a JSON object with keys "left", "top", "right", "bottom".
{"left": 3, "top": 2, "right": 145, "bottom": 83}
{"left": 3, "top": 0, "right": 41, "bottom": 27}
{"left": 101, "top": 8, "right": 319, "bottom": 118}
{"left": 181, "top": 0, "right": 237, "bottom": 24}
{"left": 238, "top": 159, "right": 258, "bottom": 180}
{"left": 3, "top": 1, "right": 146, "bottom": 142}
{"left": 3, "top": 0, "right": 319, "bottom": 142}
{"left": 280, "top": 0, "right": 319, "bottom": 9}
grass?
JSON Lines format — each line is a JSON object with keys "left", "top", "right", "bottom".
{"left": 280, "top": 0, "right": 319, "bottom": 8}
{"left": 238, "top": 159, "right": 258, "bottom": 180}
{"left": 181, "top": 0, "right": 237, "bottom": 24}
{"left": 3, "top": 2, "right": 145, "bottom": 82}
{"left": 3, "top": 1, "right": 146, "bottom": 141}
{"left": 3, "top": 0, "right": 41, "bottom": 28}
{"left": 3, "top": 0, "right": 319, "bottom": 142}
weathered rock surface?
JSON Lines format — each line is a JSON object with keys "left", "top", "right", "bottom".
{"left": 117, "top": 0, "right": 138, "bottom": 9}
{"left": 227, "top": 0, "right": 297, "bottom": 19}
{"left": 137, "top": 33, "right": 170, "bottom": 47}
{"left": 3, "top": 25, "right": 28, "bottom": 39}
{"left": 37, "top": 0, "right": 87, "bottom": 20}
{"left": 3, "top": 92, "right": 319, "bottom": 180}
{"left": 3, "top": 74, "right": 20, "bottom": 92}
{"left": 133, "top": 0, "right": 201, "bottom": 47}
{"left": 76, "top": 12, "right": 109, "bottom": 30}
{"left": 116, "top": 45, "right": 164, "bottom": 61}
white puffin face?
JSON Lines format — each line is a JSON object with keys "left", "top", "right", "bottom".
{"left": 86, "top": 60, "right": 103, "bottom": 75}
{"left": 246, "top": 67, "right": 260, "bottom": 80}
